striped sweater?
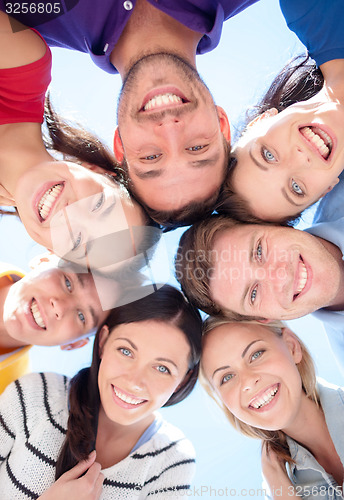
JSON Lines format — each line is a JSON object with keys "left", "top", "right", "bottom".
{"left": 0, "top": 372, "right": 196, "bottom": 499}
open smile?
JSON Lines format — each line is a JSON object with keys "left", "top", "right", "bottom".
{"left": 30, "top": 298, "right": 46, "bottom": 330}
{"left": 36, "top": 182, "right": 64, "bottom": 222}
{"left": 140, "top": 86, "right": 189, "bottom": 113}
{"left": 299, "top": 125, "right": 334, "bottom": 161}
{"left": 248, "top": 383, "right": 280, "bottom": 411}
{"left": 111, "top": 384, "right": 147, "bottom": 409}
{"left": 293, "top": 255, "right": 311, "bottom": 301}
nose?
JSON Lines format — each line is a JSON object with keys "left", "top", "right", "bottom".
{"left": 124, "top": 366, "right": 146, "bottom": 393}
{"left": 242, "top": 371, "right": 260, "bottom": 392}
{"left": 154, "top": 114, "right": 183, "bottom": 134}
{"left": 292, "top": 143, "right": 311, "bottom": 168}
{"left": 264, "top": 254, "right": 294, "bottom": 299}
{"left": 50, "top": 297, "right": 68, "bottom": 320}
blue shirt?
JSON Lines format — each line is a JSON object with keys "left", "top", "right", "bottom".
{"left": 307, "top": 172, "right": 344, "bottom": 374}
{"left": 0, "top": 0, "right": 259, "bottom": 73}
{"left": 279, "top": 0, "right": 344, "bottom": 67}
{"left": 286, "top": 380, "right": 344, "bottom": 499}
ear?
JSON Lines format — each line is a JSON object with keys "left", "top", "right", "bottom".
{"left": 282, "top": 327, "right": 303, "bottom": 364}
{"left": 98, "top": 325, "right": 110, "bottom": 358}
{"left": 320, "top": 177, "right": 340, "bottom": 198}
{"left": 0, "top": 185, "right": 15, "bottom": 206}
{"left": 113, "top": 127, "right": 124, "bottom": 163}
{"left": 60, "top": 337, "right": 90, "bottom": 351}
{"left": 28, "top": 250, "right": 56, "bottom": 269}
{"left": 216, "top": 106, "right": 231, "bottom": 143}
{"left": 247, "top": 108, "right": 278, "bottom": 129}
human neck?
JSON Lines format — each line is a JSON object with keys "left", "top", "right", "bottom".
{"left": 320, "top": 59, "right": 344, "bottom": 105}
{"left": 0, "top": 122, "right": 51, "bottom": 197}
{"left": 95, "top": 405, "right": 155, "bottom": 469}
{"left": 111, "top": 0, "right": 202, "bottom": 77}
{"left": 283, "top": 394, "right": 343, "bottom": 485}
{"left": 0, "top": 281, "right": 27, "bottom": 352}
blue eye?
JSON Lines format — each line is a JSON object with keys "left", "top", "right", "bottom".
{"left": 120, "top": 348, "right": 132, "bottom": 357}
{"left": 72, "top": 232, "right": 82, "bottom": 251}
{"left": 78, "top": 311, "right": 85, "bottom": 324}
{"left": 156, "top": 365, "right": 170, "bottom": 374}
{"left": 187, "top": 145, "right": 206, "bottom": 151}
{"left": 262, "top": 148, "right": 276, "bottom": 162}
{"left": 221, "top": 373, "right": 234, "bottom": 385}
{"left": 92, "top": 192, "right": 105, "bottom": 212}
{"left": 256, "top": 241, "right": 263, "bottom": 261}
{"left": 142, "top": 154, "right": 161, "bottom": 161}
{"left": 64, "top": 276, "right": 72, "bottom": 292}
{"left": 291, "top": 180, "right": 304, "bottom": 196}
{"left": 251, "top": 350, "right": 264, "bottom": 361}
{"left": 250, "top": 286, "right": 258, "bottom": 305}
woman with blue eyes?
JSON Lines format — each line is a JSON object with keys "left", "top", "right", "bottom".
{"left": 201, "top": 319, "right": 344, "bottom": 499}
{"left": 0, "top": 12, "right": 147, "bottom": 264}
{"left": 0, "top": 285, "right": 202, "bottom": 499}
{"left": 215, "top": 49, "right": 344, "bottom": 225}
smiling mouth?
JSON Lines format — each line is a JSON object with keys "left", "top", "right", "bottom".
{"left": 112, "top": 386, "right": 147, "bottom": 406}
{"left": 249, "top": 384, "right": 279, "bottom": 410}
{"left": 300, "top": 126, "right": 333, "bottom": 160}
{"left": 38, "top": 183, "right": 64, "bottom": 221}
{"left": 293, "top": 256, "right": 308, "bottom": 301}
{"left": 30, "top": 299, "right": 46, "bottom": 329}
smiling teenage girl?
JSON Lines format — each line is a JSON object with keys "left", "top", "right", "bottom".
{"left": 0, "top": 12, "right": 147, "bottom": 262}
{"left": 201, "top": 319, "right": 344, "bottom": 499}
{"left": 216, "top": 0, "right": 344, "bottom": 224}
{"left": 0, "top": 285, "right": 202, "bottom": 499}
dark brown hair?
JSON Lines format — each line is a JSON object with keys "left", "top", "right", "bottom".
{"left": 55, "top": 284, "right": 202, "bottom": 479}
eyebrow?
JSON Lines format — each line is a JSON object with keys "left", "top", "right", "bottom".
{"left": 114, "top": 338, "right": 178, "bottom": 369}
{"left": 116, "top": 337, "right": 137, "bottom": 350}
{"left": 240, "top": 231, "right": 257, "bottom": 311}
{"left": 132, "top": 152, "right": 221, "bottom": 180}
{"left": 281, "top": 187, "right": 304, "bottom": 207}
{"left": 249, "top": 149, "right": 268, "bottom": 171}
{"left": 76, "top": 273, "right": 98, "bottom": 329}
{"left": 156, "top": 357, "right": 179, "bottom": 370}
{"left": 211, "top": 339, "right": 262, "bottom": 379}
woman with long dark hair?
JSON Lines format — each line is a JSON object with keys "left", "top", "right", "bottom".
{"left": 0, "top": 285, "right": 202, "bottom": 499}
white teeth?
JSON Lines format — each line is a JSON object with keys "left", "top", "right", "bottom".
{"left": 250, "top": 386, "right": 279, "bottom": 409}
{"left": 113, "top": 387, "right": 145, "bottom": 405}
{"left": 38, "top": 184, "right": 63, "bottom": 220}
{"left": 144, "top": 93, "right": 183, "bottom": 111}
{"left": 300, "top": 126, "right": 332, "bottom": 159}
{"left": 296, "top": 261, "right": 308, "bottom": 295}
{"left": 30, "top": 299, "right": 46, "bottom": 329}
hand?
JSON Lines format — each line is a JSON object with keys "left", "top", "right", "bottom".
{"left": 38, "top": 451, "right": 104, "bottom": 500}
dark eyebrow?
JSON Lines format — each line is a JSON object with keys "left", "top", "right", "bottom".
{"left": 190, "top": 152, "right": 220, "bottom": 168}
{"left": 212, "top": 365, "right": 230, "bottom": 379}
{"left": 281, "top": 187, "right": 304, "bottom": 207}
{"left": 116, "top": 337, "right": 138, "bottom": 350}
{"left": 249, "top": 149, "right": 268, "bottom": 171}
{"left": 242, "top": 339, "right": 261, "bottom": 358}
{"left": 156, "top": 357, "right": 178, "bottom": 370}
{"left": 132, "top": 168, "right": 163, "bottom": 179}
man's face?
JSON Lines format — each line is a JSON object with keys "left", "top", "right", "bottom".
{"left": 209, "top": 224, "right": 342, "bottom": 320}
{"left": 115, "top": 53, "right": 230, "bottom": 212}
{"left": 3, "top": 266, "right": 109, "bottom": 347}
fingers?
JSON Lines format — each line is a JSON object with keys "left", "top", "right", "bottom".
{"left": 60, "top": 451, "right": 97, "bottom": 482}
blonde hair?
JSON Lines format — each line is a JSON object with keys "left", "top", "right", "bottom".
{"left": 200, "top": 318, "right": 319, "bottom": 464}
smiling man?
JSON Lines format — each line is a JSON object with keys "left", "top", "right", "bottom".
{"left": 0, "top": 0, "right": 260, "bottom": 225}
{"left": 175, "top": 214, "right": 344, "bottom": 370}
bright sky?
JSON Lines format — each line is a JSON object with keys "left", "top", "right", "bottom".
{"left": 1, "top": 0, "right": 344, "bottom": 497}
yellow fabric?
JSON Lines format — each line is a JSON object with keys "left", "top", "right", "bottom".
{"left": 0, "top": 346, "right": 31, "bottom": 394}
{"left": 0, "top": 264, "right": 31, "bottom": 394}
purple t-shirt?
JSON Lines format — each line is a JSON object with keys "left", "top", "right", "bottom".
{"left": 1, "top": 0, "right": 259, "bottom": 73}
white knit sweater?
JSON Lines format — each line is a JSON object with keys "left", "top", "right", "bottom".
{"left": 0, "top": 372, "right": 196, "bottom": 499}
